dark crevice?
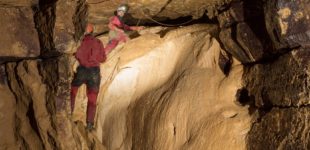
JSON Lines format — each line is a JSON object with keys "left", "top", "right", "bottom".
{"left": 37, "top": 59, "right": 58, "bottom": 114}
{"left": 0, "top": 56, "right": 41, "bottom": 65}
{"left": 32, "top": 0, "right": 57, "bottom": 56}
{"left": 243, "top": 45, "right": 300, "bottom": 66}
{"left": 125, "top": 13, "right": 218, "bottom": 27}
{"left": 157, "top": 0, "right": 173, "bottom": 15}
{"left": 47, "top": 132, "right": 57, "bottom": 149}
{"left": 0, "top": 65, "right": 7, "bottom": 85}
{"left": 259, "top": 104, "right": 310, "bottom": 110}
{"left": 235, "top": 88, "right": 256, "bottom": 115}
{"left": 95, "top": 13, "right": 217, "bottom": 37}
{"left": 243, "top": 0, "right": 273, "bottom": 54}
{"left": 27, "top": 101, "right": 41, "bottom": 139}
{"left": 230, "top": 23, "right": 252, "bottom": 61}
{"left": 73, "top": 0, "right": 88, "bottom": 41}
{"left": 253, "top": 104, "right": 310, "bottom": 125}
{"left": 5, "top": 62, "right": 20, "bottom": 103}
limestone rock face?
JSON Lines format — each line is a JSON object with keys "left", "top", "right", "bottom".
{"left": 219, "top": 27, "right": 256, "bottom": 63}
{"left": 217, "top": 0, "right": 271, "bottom": 63}
{"left": 0, "top": 0, "right": 103, "bottom": 149}
{"left": 264, "top": 0, "right": 310, "bottom": 49}
{"left": 6, "top": 60, "right": 52, "bottom": 150}
{"left": 33, "top": 0, "right": 87, "bottom": 55}
{"left": 244, "top": 47, "right": 310, "bottom": 149}
{"left": 1, "top": 0, "right": 310, "bottom": 149}
{"left": 125, "top": 40, "right": 250, "bottom": 150}
{"left": 0, "top": 65, "right": 17, "bottom": 150}
{"left": 53, "top": 0, "right": 78, "bottom": 52}
{"left": 247, "top": 108, "right": 310, "bottom": 149}
{"left": 71, "top": 24, "right": 251, "bottom": 150}
{"left": 245, "top": 48, "right": 310, "bottom": 107}
{"left": 0, "top": 0, "right": 37, "bottom": 7}
{"left": 87, "top": 0, "right": 232, "bottom": 32}
{"left": 0, "top": 7, "right": 40, "bottom": 59}
{"left": 0, "top": 57, "right": 103, "bottom": 150}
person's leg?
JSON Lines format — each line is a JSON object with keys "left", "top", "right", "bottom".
{"left": 86, "top": 87, "right": 99, "bottom": 124}
{"left": 70, "top": 66, "right": 85, "bottom": 113}
{"left": 85, "top": 67, "right": 101, "bottom": 126}
{"left": 104, "top": 39, "right": 119, "bottom": 54}
{"left": 118, "top": 33, "right": 129, "bottom": 43}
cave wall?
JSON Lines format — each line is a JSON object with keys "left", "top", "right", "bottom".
{"left": 68, "top": 24, "right": 251, "bottom": 150}
{"left": 244, "top": 48, "right": 310, "bottom": 149}
{"left": 0, "top": 0, "right": 309, "bottom": 149}
{"left": 87, "top": 0, "right": 233, "bottom": 32}
{"left": 0, "top": 65, "right": 17, "bottom": 149}
{"left": 239, "top": 0, "right": 310, "bottom": 149}
{"left": 125, "top": 37, "right": 250, "bottom": 150}
{"left": 0, "top": 7, "right": 40, "bottom": 59}
{"left": 0, "top": 0, "right": 103, "bottom": 149}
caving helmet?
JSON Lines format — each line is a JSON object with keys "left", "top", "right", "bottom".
{"left": 117, "top": 4, "right": 128, "bottom": 13}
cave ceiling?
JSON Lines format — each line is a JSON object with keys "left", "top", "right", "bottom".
{"left": 0, "top": 0, "right": 231, "bottom": 33}
{"left": 87, "top": 0, "right": 231, "bottom": 31}
{"left": 0, "top": 0, "right": 37, "bottom": 7}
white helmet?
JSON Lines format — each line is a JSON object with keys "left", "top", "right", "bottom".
{"left": 117, "top": 4, "right": 128, "bottom": 13}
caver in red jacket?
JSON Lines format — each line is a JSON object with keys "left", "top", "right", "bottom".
{"left": 71, "top": 34, "right": 106, "bottom": 127}
{"left": 75, "top": 34, "right": 106, "bottom": 67}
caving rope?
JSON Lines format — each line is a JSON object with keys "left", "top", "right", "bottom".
{"left": 87, "top": 0, "right": 195, "bottom": 27}
{"left": 140, "top": 9, "right": 194, "bottom": 27}
{"left": 87, "top": 0, "right": 109, "bottom": 5}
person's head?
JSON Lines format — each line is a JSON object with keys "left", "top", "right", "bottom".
{"left": 116, "top": 4, "right": 128, "bottom": 17}
{"left": 85, "top": 23, "right": 94, "bottom": 34}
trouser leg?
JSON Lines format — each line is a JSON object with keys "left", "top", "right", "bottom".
{"left": 86, "top": 88, "right": 99, "bottom": 123}
{"left": 70, "top": 66, "right": 84, "bottom": 113}
{"left": 85, "top": 67, "right": 100, "bottom": 124}
{"left": 105, "top": 39, "right": 119, "bottom": 54}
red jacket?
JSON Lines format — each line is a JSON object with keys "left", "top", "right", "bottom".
{"left": 108, "top": 16, "right": 133, "bottom": 31}
{"left": 75, "top": 35, "right": 106, "bottom": 67}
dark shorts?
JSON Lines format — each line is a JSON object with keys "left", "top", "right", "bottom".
{"left": 71, "top": 66, "right": 101, "bottom": 91}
